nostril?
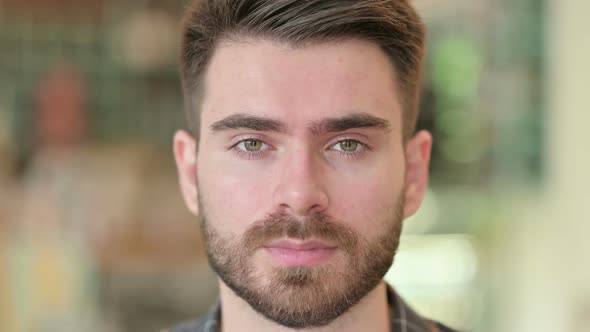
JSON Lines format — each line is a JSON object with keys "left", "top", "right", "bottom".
{"left": 276, "top": 203, "right": 291, "bottom": 214}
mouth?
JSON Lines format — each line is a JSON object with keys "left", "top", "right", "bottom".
{"left": 263, "top": 239, "right": 338, "bottom": 267}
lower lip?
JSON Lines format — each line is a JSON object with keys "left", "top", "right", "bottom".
{"left": 264, "top": 247, "right": 337, "bottom": 267}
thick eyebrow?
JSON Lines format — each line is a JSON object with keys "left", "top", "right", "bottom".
{"left": 209, "top": 112, "right": 391, "bottom": 135}
{"left": 309, "top": 112, "right": 392, "bottom": 135}
{"left": 210, "top": 113, "right": 288, "bottom": 133}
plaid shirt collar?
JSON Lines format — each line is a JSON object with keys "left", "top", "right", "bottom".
{"left": 168, "top": 283, "right": 454, "bottom": 332}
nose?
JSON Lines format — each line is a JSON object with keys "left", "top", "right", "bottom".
{"left": 272, "top": 150, "right": 329, "bottom": 217}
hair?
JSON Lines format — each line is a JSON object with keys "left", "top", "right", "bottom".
{"left": 180, "top": 0, "right": 426, "bottom": 139}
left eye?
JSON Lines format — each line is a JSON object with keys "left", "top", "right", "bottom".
{"left": 332, "top": 139, "right": 363, "bottom": 153}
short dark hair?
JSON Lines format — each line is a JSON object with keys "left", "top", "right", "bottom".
{"left": 180, "top": 0, "right": 426, "bottom": 139}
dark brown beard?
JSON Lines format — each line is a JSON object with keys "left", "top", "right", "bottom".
{"left": 199, "top": 197, "right": 404, "bottom": 328}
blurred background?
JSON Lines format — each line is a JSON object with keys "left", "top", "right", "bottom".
{"left": 0, "top": 0, "right": 588, "bottom": 331}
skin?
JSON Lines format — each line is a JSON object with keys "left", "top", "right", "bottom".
{"left": 174, "top": 38, "right": 432, "bottom": 332}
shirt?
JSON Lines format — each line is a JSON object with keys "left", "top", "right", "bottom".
{"left": 164, "top": 284, "right": 459, "bottom": 332}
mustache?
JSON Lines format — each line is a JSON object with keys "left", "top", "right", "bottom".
{"left": 242, "top": 212, "right": 359, "bottom": 254}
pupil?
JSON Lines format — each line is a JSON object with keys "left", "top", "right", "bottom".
{"left": 342, "top": 141, "right": 356, "bottom": 151}
{"left": 247, "top": 140, "right": 259, "bottom": 150}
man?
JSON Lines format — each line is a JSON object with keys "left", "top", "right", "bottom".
{"left": 170, "top": 0, "right": 458, "bottom": 331}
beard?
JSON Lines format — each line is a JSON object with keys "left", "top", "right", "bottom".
{"left": 198, "top": 194, "right": 405, "bottom": 329}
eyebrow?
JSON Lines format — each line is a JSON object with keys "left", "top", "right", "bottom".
{"left": 210, "top": 113, "right": 288, "bottom": 133}
{"left": 310, "top": 112, "right": 392, "bottom": 134}
{"left": 209, "top": 112, "right": 391, "bottom": 135}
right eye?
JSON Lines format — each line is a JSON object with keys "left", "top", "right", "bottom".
{"left": 231, "top": 139, "right": 272, "bottom": 159}
{"left": 240, "top": 139, "right": 265, "bottom": 152}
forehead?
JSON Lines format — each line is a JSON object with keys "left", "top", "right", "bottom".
{"left": 200, "top": 38, "right": 402, "bottom": 132}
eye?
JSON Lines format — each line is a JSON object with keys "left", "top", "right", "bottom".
{"left": 331, "top": 139, "right": 366, "bottom": 153}
{"left": 335, "top": 140, "right": 359, "bottom": 152}
{"left": 328, "top": 139, "right": 370, "bottom": 159}
{"left": 230, "top": 138, "right": 272, "bottom": 159}
{"left": 240, "top": 139, "right": 265, "bottom": 152}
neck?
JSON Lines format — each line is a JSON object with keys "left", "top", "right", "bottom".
{"left": 219, "top": 280, "right": 391, "bottom": 332}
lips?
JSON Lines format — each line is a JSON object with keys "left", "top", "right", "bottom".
{"left": 264, "top": 240, "right": 337, "bottom": 251}
{"left": 263, "top": 239, "right": 338, "bottom": 267}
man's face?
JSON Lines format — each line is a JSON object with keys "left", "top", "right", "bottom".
{"left": 174, "top": 39, "right": 431, "bottom": 328}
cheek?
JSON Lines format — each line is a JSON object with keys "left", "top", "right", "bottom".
{"left": 198, "top": 160, "right": 271, "bottom": 234}
{"left": 328, "top": 157, "right": 405, "bottom": 235}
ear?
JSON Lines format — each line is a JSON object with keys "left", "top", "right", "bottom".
{"left": 403, "top": 130, "right": 432, "bottom": 219}
{"left": 173, "top": 130, "right": 199, "bottom": 216}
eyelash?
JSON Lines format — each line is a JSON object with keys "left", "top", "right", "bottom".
{"left": 229, "top": 138, "right": 370, "bottom": 160}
